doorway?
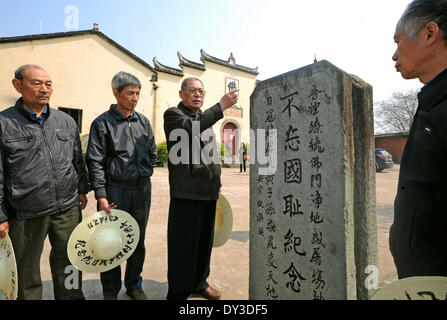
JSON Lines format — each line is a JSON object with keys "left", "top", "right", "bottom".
{"left": 222, "top": 122, "right": 238, "bottom": 156}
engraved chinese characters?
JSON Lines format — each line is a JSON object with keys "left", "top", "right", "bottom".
{"left": 249, "top": 61, "right": 377, "bottom": 300}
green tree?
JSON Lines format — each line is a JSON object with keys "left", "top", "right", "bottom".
{"left": 156, "top": 141, "right": 168, "bottom": 165}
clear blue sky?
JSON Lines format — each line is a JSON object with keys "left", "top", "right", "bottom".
{"left": 0, "top": 0, "right": 422, "bottom": 102}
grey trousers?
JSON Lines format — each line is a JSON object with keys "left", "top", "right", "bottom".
{"left": 8, "top": 205, "right": 84, "bottom": 300}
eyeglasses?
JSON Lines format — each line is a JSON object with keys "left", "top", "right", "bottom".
{"left": 183, "top": 88, "right": 206, "bottom": 95}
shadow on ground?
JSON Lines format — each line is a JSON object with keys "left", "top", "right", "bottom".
{"left": 230, "top": 231, "right": 249, "bottom": 243}
{"left": 42, "top": 279, "right": 168, "bottom": 300}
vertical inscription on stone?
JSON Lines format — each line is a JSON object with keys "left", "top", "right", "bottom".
{"left": 250, "top": 61, "right": 365, "bottom": 300}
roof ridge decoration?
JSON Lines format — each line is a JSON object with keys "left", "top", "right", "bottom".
{"left": 153, "top": 57, "right": 184, "bottom": 77}
{"left": 177, "top": 51, "right": 206, "bottom": 71}
{"left": 200, "top": 49, "right": 258, "bottom": 75}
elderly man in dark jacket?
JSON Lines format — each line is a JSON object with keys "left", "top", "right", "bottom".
{"left": 86, "top": 71, "right": 157, "bottom": 300}
{"left": 164, "top": 77, "right": 239, "bottom": 300}
{"left": 0, "top": 64, "right": 89, "bottom": 300}
{"left": 390, "top": 0, "right": 447, "bottom": 278}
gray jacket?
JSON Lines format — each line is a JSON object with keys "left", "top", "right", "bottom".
{"left": 86, "top": 104, "right": 157, "bottom": 199}
{"left": 163, "top": 102, "right": 223, "bottom": 201}
{"left": 0, "top": 98, "right": 89, "bottom": 222}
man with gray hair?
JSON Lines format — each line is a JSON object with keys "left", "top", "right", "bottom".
{"left": 390, "top": 0, "right": 447, "bottom": 278}
{"left": 0, "top": 64, "right": 89, "bottom": 299}
{"left": 86, "top": 71, "right": 157, "bottom": 300}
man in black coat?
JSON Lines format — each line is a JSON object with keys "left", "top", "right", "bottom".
{"left": 390, "top": 0, "right": 447, "bottom": 278}
{"left": 0, "top": 65, "right": 89, "bottom": 299}
{"left": 163, "top": 77, "right": 238, "bottom": 300}
{"left": 86, "top": 71, "right": 157, "bottom": 300}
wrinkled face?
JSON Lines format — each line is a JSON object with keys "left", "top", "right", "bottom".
{"left": 113, "top": 85, "right": 140, "bottom": 114}
{"left": 392, "top": 28, "right": 427, "bottom": 80}
{"left": 13, "top": 67, "right": 53, "bottom": 106}
{"left": 179, "top": 79, "right": 205, "bottom": 111}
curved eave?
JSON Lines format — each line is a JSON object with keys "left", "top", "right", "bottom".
{"left": 153, "top": 57, "right": 184, "bottom": 77}
{"left": 200, "top": 49, "right": 258, "bottom": 75}
{"left": 177, "top": 51, "right": 206, "bottom": 71}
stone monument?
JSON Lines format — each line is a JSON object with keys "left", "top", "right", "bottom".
{"left": 249, "top": 60, "right": 377, "bottom": 300}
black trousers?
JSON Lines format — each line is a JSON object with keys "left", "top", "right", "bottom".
{"left": 166, "top": 197, "right": 216, "bottom": 300}
{"left": 100, "top": 182, "right": 151, "bottom": 297}
{"left": 240, "top": 160, "right": 246, "bottom": 172}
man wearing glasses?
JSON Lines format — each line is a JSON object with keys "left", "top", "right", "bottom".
{"left": 163, "top": 77, "right": 239, "bottom": 300}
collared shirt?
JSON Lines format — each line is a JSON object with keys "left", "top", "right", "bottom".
{"left": 23, "top": 105, "right": 49, "bottom": 126}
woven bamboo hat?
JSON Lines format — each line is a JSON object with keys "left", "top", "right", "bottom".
{"left": 372, "top": 276, "right": 447, "bottom": 300}
{"left": 213, "top": 194, "right": 233, "bottom": 247}
{"left": 0, "top": 234, "right": 17, "bottom": 300}
{"left": 67, "top": 209, "right": 140, "bottom": 273}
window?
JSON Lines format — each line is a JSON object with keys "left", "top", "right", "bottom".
{"left": 59, "top": 107, "right": 83, "bottom": 132}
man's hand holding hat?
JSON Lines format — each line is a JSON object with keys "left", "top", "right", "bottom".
{"left": 0, "top": 221, "right": 9, "bottom": 239}
{"left": 98, "top": 198, "right": 117, "bottom": 216}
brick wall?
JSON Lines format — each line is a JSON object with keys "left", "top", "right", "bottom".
{"left": 375, "top": 134, "right": 408, "bottom": 164}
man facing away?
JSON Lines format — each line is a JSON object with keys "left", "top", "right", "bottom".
{"left": 390, "top": 0, "right": 447, "bottom": 278}
{"left": 163, "top": 77, "right": 239, "bottom": 300}
{"left": 86, "top": 71, "right": 157, "bottom": 300}
{"left": 0, "top": 64, "right": 89, "bottom": 299}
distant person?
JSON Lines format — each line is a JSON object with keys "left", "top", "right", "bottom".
{"left": 227, "top": 140, "right": 233, "bottom": 157}
{"left": 163, "top": 77, "right": 239, "bottom": 300}
{"left": 238, "top": 142, "right": 248, "bottom": 173}
{"left": 0, "top": 64, "right": 89, "bottom": 300}
{"left": 389, "top": 0, "right": 447, "bottom": 278}
{"left": 86, "top": 71, "right": 157, "bottom": 300}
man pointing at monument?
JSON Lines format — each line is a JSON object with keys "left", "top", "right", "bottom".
{"left": 164, "top": 78, "right": 238, "bottom": 300}
{"left": 390, "top": 0, "right": 447, "bottom": 278}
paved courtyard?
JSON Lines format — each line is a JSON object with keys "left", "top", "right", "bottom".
{"left": 36, "top": 166, "right": 398, "bottom": 300}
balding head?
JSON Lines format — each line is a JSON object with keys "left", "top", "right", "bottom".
{"left": 12, "top": 64, "right": 53, "bottom": 110}
{"left": 14, "top": 64, "right": 46, "bottom": 82}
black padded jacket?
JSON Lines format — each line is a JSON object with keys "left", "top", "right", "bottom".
{"left": 86, "top": 104, "right": 157, "bottom": 199}
{"left": 0, "top": 98, "right": 89, "bottom": 221}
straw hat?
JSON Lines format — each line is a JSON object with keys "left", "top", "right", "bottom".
{"left": 0, "top": 234, "right": 17, "bottom": 300}
{"left": 372, "top": 276, "right": 447, "bottom": 300}
{"left": 67, "top": 209, "right": 140, "bottom": 273}
{"left": 213, "top": 194, "right": 233, "bottom": 247}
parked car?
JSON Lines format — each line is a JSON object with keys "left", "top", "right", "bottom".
{"left": 375, "top": 148, "right": 393, "bottom": 172}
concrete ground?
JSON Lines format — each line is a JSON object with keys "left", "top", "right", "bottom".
{"left": 376, "top": 165, "right": 399, "bottom": 287}
{"left": 35, "top": 166, "right": 398, "bottom": 300}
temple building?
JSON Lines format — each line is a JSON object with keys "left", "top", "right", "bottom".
{"left": 0, "top": 24, "right": 258, "bottom": 156}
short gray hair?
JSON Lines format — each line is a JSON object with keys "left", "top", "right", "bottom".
{"left": 181, "top": 77, "right": 203, "bottom": 90}
{"left": 397, "top": 0, "right": 447, "bottom": 42}
{"left": 14, "top": 64, "right": 45, "bottom": 81}
{"left": 111, "top": 71, "right": 141, "bottom": 93}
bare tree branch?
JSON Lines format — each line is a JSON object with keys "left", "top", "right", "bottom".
{"left": 374, "top": 89, "right": 419, "bottom": 134}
